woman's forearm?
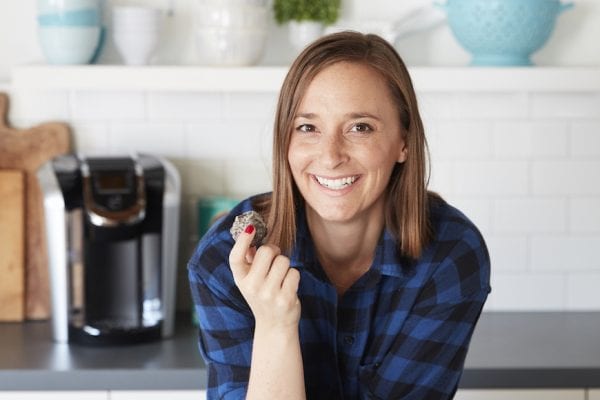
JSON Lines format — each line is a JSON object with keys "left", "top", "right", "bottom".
{"left": 246, "top": 324, "right": 306, "bottom": 400}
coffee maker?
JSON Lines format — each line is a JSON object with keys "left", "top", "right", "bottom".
{"left": 38, "top": 154, "right": 180, "bottom": 345}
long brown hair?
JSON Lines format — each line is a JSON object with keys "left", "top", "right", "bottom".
{"left": 256, "top": 31, "right": 434, "bottom": 260}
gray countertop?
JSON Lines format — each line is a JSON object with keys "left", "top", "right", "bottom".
{"left": 1, "top": 312, "right": 600, "bottom": 390}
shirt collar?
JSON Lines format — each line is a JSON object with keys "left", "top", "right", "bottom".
{"left": 289, "top": 207, "right": 411, "bottom": 279}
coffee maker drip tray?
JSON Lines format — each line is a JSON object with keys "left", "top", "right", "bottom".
{"left": 69, "top": 321, "right": 162, "bottom": 345}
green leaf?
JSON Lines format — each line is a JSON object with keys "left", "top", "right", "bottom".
{"left": 273, "top": 0, "right": 341, "bottom": 25}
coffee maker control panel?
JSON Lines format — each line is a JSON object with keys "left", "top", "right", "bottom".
{"left": 82, "top": 157, "right": 146, "bottom": 227}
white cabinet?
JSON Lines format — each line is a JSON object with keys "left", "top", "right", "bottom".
{"left": 455, "top": 389, "right": 586, "bottom": 400}
{"left": 588, "top": 390, "right": 600, "bottom": 399}
{"left": 0, "top": 391, "right": 207, "bottom": 400}
{"left": 109, "top": 391, "right": 206, "bottom": 400}
{"left": 0, "top": 392, "right": 107, "bottom": 400}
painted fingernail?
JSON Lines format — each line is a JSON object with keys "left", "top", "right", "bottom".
{"left": 245, "top": 224, "right": 255, "bottom": 234}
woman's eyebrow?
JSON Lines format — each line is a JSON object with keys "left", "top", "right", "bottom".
{"left": 346, "top": 112, "right": 381, "bottom": 120}
{"left": 296, "top": 112, "right": 381, "bottom": 120}
{"left": 295, "top": 112, "right": 318, "bottom": 119}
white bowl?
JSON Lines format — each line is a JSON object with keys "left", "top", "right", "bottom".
{"left": 195, "top": 27, "right": 267, "bottom": 66}
{"left": 112, "top": 6, "right": 163, "bottom": 27}
{"left": 113, "top": 29, "right": 160, "bottom": 65}
{"left": 38, "top": 26, "right": 101, "bottom": 64}
{"left": 195, "top": 1, "right": 267, "bottom": 29}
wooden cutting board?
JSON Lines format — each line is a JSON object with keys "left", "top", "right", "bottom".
{"left": 0, "top": 92, "right": 71, "bottom": 320}
{"left": 0, "top": 170, "right": 25, "bottom": 321}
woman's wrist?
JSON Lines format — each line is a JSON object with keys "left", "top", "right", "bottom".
{"left": 248, "top": 318, "right": 305, "bottom": 400}
{"left": 254, "top": 320, "right": 300, "bottom": 342}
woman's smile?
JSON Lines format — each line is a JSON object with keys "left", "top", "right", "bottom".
{"left": 312, "top": 174, "right": 360, "bottom": 191}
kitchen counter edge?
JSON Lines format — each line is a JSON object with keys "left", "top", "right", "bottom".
{"left": 2, "top": 312, "right": 600, "bottom": 390}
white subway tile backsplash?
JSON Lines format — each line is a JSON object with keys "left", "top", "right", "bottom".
{"left": 69, "top": 122, "right": 110, "bottom": 153}
{"left": 428, "top": 160, "right": 454, "bottom": 196}
{"left": 147, "top": 92, "right": 223, "bottom": 121}
{"left": 417, "top": 93, "right": 458, "bottom": 120}
{"left": 11, "top": 84, "right": 600, "bottom": 311}
{"left": 427, "top": 121, "right": 493, "bottom": 160}
{"left": 492, "top": 121, "right": 569, "bottom": 158}
{"left": 567, "top": 273, "right": 600, "bottom": 309}
{"left": 179, "top": 197, "right": 199, "bottom": 242}
{"left": 454, "top": 92, "right": 529, "bottom": 119}
{"left": 181, "top": 159, "right": 226, "bottom": 197}
{"left": 532, "top": 160, "right": 600, "bottom": 195}
{"left": 493, "top": 198, "right": 567, "bottom": 233}
{"left": 488, "top": 273, "right": 566, "bottom": 311}
{"left": 486, "top": 235, "right": 529, "bottom": 272}
{"left": 71, "top": 91, "right": 145, "bottom": 120}
{"left": 225, "top": 93, "right": 278, "bottom": 120}
{"left": 224, "top": 158, "right": 271, "bottom": 198}
{"left": 570, "top": 122, "right": 600, "bottom": 157}
{"left": 569, "top": 197, "right": 600, "bottom": 232}
{"left": 531, "top": 235, "right": 600, "bottom": 271}
{"left": 186, "top": 119, "right": 271, "bottom": 160}
{"left": 108, "top": 122, "right": 186, "bottom": 157}
{"left": 9, "top": 89, "right": 70, "bottom": 122}
{"left": 454, "top": 161, "right": 529, "bottom": 195}
{"left": 531, "top": 93, "right": 600, "bottom": 119}
{"left": 445, "top": 196, "right": 492, "bottom": 233}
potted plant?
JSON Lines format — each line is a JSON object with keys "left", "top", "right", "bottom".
{"left": 273, "top": 0, "right": 341, "bottom": 51}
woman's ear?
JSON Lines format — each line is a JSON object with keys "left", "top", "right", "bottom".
{"left": 397, "top": 143, "right": 408, "bottom": 163}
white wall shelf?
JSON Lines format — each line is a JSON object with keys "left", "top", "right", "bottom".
{"left": 10, "top": 65, "right": 600, "bottom": 93}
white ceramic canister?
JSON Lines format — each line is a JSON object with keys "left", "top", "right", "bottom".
{"left": 194, "top": 0, "right": 269, "bottom": 66}
{"left": 112, "top": 5, "right": 164, "bottom": 65}
{"left": 288, "top": 20, "right": 324, "bottom": 52}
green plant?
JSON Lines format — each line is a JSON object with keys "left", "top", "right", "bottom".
{"left": 273, "top": 0, "right": 341, "bottom": 25}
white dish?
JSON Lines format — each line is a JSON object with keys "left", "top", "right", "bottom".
{"left": 195, "top": 27, "right": 267, "bottom": 66}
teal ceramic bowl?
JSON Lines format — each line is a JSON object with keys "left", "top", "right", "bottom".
{"left": 436, "top": 0, "right": 573, "bottom": 66}
{"left": 37, "top": 0, "right": 103, "bottom": 64}
{"left": 38, "top": 26, "right": 101, "bottom": 65}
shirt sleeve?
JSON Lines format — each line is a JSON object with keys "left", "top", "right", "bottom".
{"left": 359, "top": 226, "right": 491, "bottom": 400}
{"left": 188, "top": 229, "right": 254, "bottom": 400}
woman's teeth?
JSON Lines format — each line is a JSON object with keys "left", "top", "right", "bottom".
{"left": 315, "top": 175, "right": 357, "bottom": 190}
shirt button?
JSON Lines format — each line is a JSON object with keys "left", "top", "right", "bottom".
{"left": 344, "top": 335, "right": 355, "bottom": 345}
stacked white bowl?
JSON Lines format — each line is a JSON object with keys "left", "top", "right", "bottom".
{"left": 112, "top": 5, "right": 163, "bottom": 65}
{"left": 195, "top": 0, "right": 269, "bottom": 66}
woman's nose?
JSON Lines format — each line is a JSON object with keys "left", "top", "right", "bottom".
{"left": 319, "top": 133, "right": 348, "bottom": 169}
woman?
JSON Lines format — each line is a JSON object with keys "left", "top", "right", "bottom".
{"left": 188, "top": 31, "right": 491, "bottom": 400}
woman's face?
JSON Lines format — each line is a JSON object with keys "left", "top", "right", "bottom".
{"left": 287, "top": 61, "right": 407, "bottom": 225}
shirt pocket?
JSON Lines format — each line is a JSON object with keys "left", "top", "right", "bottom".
{"left": 357, "top": 362, "right": 384, "bottom": 400}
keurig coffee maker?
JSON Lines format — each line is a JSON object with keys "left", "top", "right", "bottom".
{"left": 38, "top": 154, "right": 180, "bottom": 345}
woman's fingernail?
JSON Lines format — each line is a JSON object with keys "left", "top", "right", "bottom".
{"left": 245, "top": 224, "right": 255, "bottom": 234}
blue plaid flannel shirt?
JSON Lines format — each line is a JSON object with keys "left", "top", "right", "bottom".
{"left": 188, "top": 194, "right": 491, "bottom": 399}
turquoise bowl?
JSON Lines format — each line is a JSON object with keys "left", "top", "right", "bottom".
{"left": 436, "top": 0, "right": 573, "bottom": 66}
{"left": 38, "top": 26, "right": 101, "bottom": 64}
{"left": 37, "top": 0, "right": 104, "bottom": 64}
{"left": 38, "top": 8, "right": 101, "bottom": 27}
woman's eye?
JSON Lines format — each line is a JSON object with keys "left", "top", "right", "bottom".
{"left": 350, "top": 123, "right": 373, "bottom": 134}
{"left": 296, "top": 124, "right": 316, "bottom": 133}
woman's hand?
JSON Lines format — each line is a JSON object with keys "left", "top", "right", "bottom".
{"left": 229, "top": 225, "right": 301, "bottom": 330}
